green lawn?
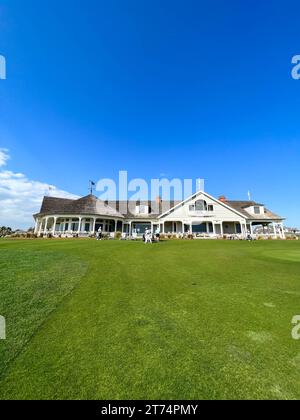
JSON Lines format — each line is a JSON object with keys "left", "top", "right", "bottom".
{"left": 0, "top": 238, "right": 299, "bottom": 400}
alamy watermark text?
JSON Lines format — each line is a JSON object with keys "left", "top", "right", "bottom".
{"left": 292, "top": 315, "right": 300, "bottom": 340}
{"left": 0, "top": 315, "right": 5, "bottom": 340}
{"left": 291, "top": 55, "right": 300, "bottom": 80}
{"left": 0, "top": 55, "right": 6, "bottom": 80}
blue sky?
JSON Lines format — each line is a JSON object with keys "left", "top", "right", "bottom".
{"left": 0, "top": 0, "right": 300, "bottom": 228}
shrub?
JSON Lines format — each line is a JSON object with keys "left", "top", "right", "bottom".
{"left": 115, "top": 231, "right": 122, "bottom": 240}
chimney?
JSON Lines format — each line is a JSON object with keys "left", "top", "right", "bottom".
{"left": 152, "top": 196, "right": 162, "bottom": 215}
{"left": 218, "top": 195, "right": 227, "bottom": 203}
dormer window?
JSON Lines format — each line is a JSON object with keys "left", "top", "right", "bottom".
{"left": 254, "top": 206, "right": 261, "bottom": 215}
{"left": 136, "top": 205, "right": 149, "bottom": 214}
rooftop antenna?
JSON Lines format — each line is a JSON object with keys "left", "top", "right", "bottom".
{"left": 89, "top": 180, "right": 96, "bottom": 195}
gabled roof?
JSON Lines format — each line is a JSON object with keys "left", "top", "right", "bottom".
{"left": 158, "top": 190, "right": 248, "bottom": 219}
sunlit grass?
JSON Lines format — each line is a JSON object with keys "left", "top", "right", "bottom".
{"left": 0, "top": 239, "right": 299, "bottom": 400}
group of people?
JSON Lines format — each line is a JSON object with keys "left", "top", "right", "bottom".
{"left": 143, "top": 227, "right": 160, "bottom": 243}
{"left": 95, "top": 226, "right": 160, "bottom": 243}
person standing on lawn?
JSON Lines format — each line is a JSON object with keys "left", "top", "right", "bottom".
{"left": 96, "top": 227, "right": 102, "bottom": 241}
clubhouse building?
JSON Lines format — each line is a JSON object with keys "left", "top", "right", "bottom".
{"left": 33, "top": 191, "right": 285, "bottom": 239}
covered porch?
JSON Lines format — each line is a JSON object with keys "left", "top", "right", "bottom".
{"left": 160, "top": 219, "right": 248, "bottom": 238}
{"left": 247, "top": 221, "right": 285, "bottom": 239}
{"left": 35, "top": 216, "right": 125, "bottom": 237}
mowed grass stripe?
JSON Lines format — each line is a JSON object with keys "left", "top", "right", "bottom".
{"left": 0, "top": 241, "right": 88, "bottom": 380}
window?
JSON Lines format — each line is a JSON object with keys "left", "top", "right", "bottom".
{"left": 136, "top": 205, "right": 149, "bottom": 214}
{"left": 254, "top": 206, "right": 261, "bottom": 215}
{"left": 71, "top": 222, "right": 79, "bottom": 231}
{"left": 236, "top": 223, "right": 242, "bottom": 234}
{"left": 132, "top": 222, "right": 151, "bottom": 234}
{"left": 192, "top": 223, "right": 207, "bottom": 233}
{"left": 208, "top": 205, "right": 214, "bottom": 212}
{"left": 195, "top": 200, "right": 207, "bottom": 211}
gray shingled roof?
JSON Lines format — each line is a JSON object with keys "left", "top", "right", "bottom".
{"left": 35, "top": 195, "right": 283, "bottom": 221}
{"left": 35, "top": 196, "right": 182, "bottom": 219}
{"left": 226, "top": 200, "right": 283, "bottom": 220}
{"left": 35, "top": 195, "right": 124, "bottom": 218}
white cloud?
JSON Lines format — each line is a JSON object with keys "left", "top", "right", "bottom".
{"left": 0, "top": 149, "right": 79, "bottom": 229}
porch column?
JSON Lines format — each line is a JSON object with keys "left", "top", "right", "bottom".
{"left": 44, "top": 217, "right": 49, "bottom": 234}
{"left": 240, "top": 222, "right": 246, "bottom": 238}
{"left": 220, "top": 222, "right": 224, "bottom": 236}
{"left": 190, "top": 221, "right": 193, "bottom": 234}
{"left": 115, "top": 220, "right": 118, "bottom": 233}
{"left": 78, "top": 217, "right": 82, "bottom": 234}
{"left": 34, "top": 219, "right": 39, "bottom": 234}
{"left": 280, "top": 223, "right": 285, "bottom": 239}
{"left": 250, "top": 222, "right": 253, "bottom": 236}
{"left": 38, "top": 218, "right": 43, "bottom": 236}
{"left": 273, "top": 222, "right": 277, "bottom": 239}
{"left": 212, "top": 222, "right": 216, "bottom": 235}
{"left": 37, "top": 219, "right": 41, "bottom": 235}
{"left": 282, "top": 223, "right": 286, "bottom": 239}
{"left": 91, "top": 217, "right": 96, "bottom": 234}
{"left": 244, "top": 222, "right": 247, "bottom": 238}
{"left": 52, "top": 217, "right": 57, "bottom": 235}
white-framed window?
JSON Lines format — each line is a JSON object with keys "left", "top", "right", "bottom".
{"left": 189, "top": 201, "right": 212, "bottom": 212}
{"left": 136, "top": 205, "right": 149, "bottom": 214}
{"left": 195, "top": 200, "right": 207, "bottom": 211}
{"left": 254, "top": 206, "right": 261, "bottom": 214}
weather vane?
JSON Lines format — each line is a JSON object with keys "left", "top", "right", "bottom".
{"left": 89, "top": 180, "right": 96, "bottom": 195}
